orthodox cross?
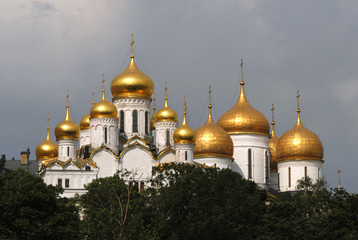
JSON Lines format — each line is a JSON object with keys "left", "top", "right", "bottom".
{"left": 130, "top": 33, "right": 134, "bottom": 55}
{"left": 271, "top": 103, "right": 275, "bottom": 124}
{"left": 240, "top": 58, "right": 244, "bottom": 83}
{"left": 184, "top": 96, "right": 187, "bottom": 113}
{"left": 165, "top": 81, "right": 168, "bottom": 99}
{"left": 209, "top": 86, "right": 212, "bottom": 108}
{"left": 296, "top": 90, "right": 300, "bottom": 110}
{"left": 92, "top": 88, "right": 95, "bottom": 105}
{"left": 66, "top": 89, "right": 69, "bottom": 106}
{"left": 102, "top": 74, "right": 105, "bottom": 90}
{"left": 153, "top": 92, "right": 156, "bottom": 110}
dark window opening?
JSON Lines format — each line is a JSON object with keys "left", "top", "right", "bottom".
{"left": 120, "top": 110, "right": 124, "bottom": 133}
{"left": 166, "top": 130, "right": 170, "bottom": 146}
{"left": 304, "top": 166, "right": 307, "bottom": 178}
{"left": 185, "top": 151, "right": 188, "bottom": 161}
{"left": 58, "top": 178, "right": 62, "bottom": 187}
{"left": 104, "top": 127, "right": 108, "bottom": 144}
{"left": 67, "top": 147, "right": 69, "bottom": 156}
{"left": 65, "top": 179, "right": 69, "bottom": 188}
{"left": 145, "top": 111, "right": 149, "bottom": 135}
{"left": 265, "top": 150, "right": 269, "bottom": 181}
{"left": 133, "top": 110, "right": 138, "bottom": 133}
{"left": 140, "top": 182, "right": 145, "bottom": 192}
{"left": 288, "top": 167, "right": 291, "bottom": 188}
{"left": 248, "top": 149, "right": 252, "bottom": 179}
{"left": 85, "top": 166, "right": 91, "bottom": 171}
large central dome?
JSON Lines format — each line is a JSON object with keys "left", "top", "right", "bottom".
{"left": 217, "top": 81, "right": 270, "bottom": 135}
{"left": 111, "top": 55, "right": 154, "bottom": 100}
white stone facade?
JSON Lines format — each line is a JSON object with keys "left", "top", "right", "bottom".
{"left": 277, "top": 160, "right": 323, "bottom": 192}
{"left": 155, "top": 121, "right": 178, "bottom": 152}
{"left": 79, "top": 129, "right": 90, "bottom": 147}
{"left": 90, "top": 118, "right": 119, "bottom": 155}
{"left": 175, "top": 143, "right": 194, "bottom": 163}
{"left": 230, "top": 134, "right": 270, "bottom": 188}
{"left": 58, "top": 139, "right": 78, "bottom": 161}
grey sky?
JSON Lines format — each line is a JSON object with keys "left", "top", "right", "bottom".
{"left": 1, "top": 0, "right": 357, "bottom": 191}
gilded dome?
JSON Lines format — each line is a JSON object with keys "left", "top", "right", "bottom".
{"left": 90, "top": 89, "right": 118, "bottom": 119}
{"left": 55, "top": 105, "right": 80, "bottom": 141}
{"left": 277, "top": 109, "right": 323, "bottom": 161}
{"left": 174, "top": 98, "right": 195, "bottom": 144}
{"left": 111, "top": 55, "right": 154, "bottom": 100}
{"left": 194, "top": 104, "right": 233, "bottom": 160}
{"left": 217, "top": 81, "right": 270, "bottom": 135}
{"left": 269, "top": 121, "right": 279, "bottom": 171}
{"left": 80, "top": 100, "right": 95, "bottom": 130}
{"left": 36, "top": 119, "right": 58, "bottom": 161}
{"left": 156, "top": 86, "right": 178, "bottom": 122}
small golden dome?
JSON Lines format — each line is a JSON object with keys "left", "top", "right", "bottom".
{"left": 194, "top": 96, "right": 233, "bottom": 160}
{"left": 174, "top": 98, "right": 195, "bottom": 144}
{"left": 217, "top": 81, "right": 270, "bottom": 135}
{"left": 55, "top": 104, "right": 80, "bottom": 141}
{"left": 36, "top": 116, "right": 58, "bottom": 161}
{"left": 80, "top": 114, "right": 90, "bottom": 130}
{"left": 277, "top": 109, "right": 323, "bottom": 161}
{"left": 156, "top": 84, "right": 178, "bottom": 122}
{"left": 111, "top": 55, "right": 154, "bottom": 100}
{"left": 269, "top": 109, "right": 279, "bottom": 171}
{"left": 90, "top": 89, "right": 118, "bottom": 119}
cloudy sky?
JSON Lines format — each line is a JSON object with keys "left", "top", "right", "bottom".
{"left": 1, "top": 0, "right": 357, "bottom": 191}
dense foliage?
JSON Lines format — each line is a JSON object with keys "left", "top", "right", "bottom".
{"left": 0, "top": 169, "right": 81, "bottom": 240}
{"left": 2, "top": 164, "right": 358, "bottom": 239}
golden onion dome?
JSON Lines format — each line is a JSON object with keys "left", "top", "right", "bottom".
{"left": 111, "top": 54, "right": 154, "bottom": 100}
{"left": 80, "top": 98, "right": 95, "bottom": 130}
{"left": 174, "top": 98, "right": 195, "bottom": 144}
{"left": 36, "top": 116, "right": 58, "bottom": 161}
{"left": 217, "top": 81, "right": 270, "bottom": 136}
{"left": 277, "top": 109, "right": 323, "bottom": 161}
{"left": 269, "top": 108, "right": 279, "bottom": 171}
{"left": 194, "top": 100, "right": 233, "bottom": 160}
{"left": 156, "top": 84, "right": 178, "bottom": 122}
{"left": 90, "top": 88, "right": 118, "bottom": 119}
{"left": 55, "top": 104, "right": 80, "bottom": 141}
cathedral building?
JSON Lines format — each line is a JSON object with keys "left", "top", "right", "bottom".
{"left": 35, "top": 40, "right": 324, "bottom": 197}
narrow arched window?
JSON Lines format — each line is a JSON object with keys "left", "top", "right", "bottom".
{"left": 185, "top": 151, "right": 188, "bottom": 161}
{"left": 318, "top": 168, "right": 320, "bottom": 179}
{"left": 67, "top": 147, "right": 69, "bottom": 156}
{"left": 288, "top": 167, "right": 291, "bottom": 188}
{"left": 166, "top": 129, "right": 170, "bottom": 146}
{"left": 145, "top": 111, "right": 149, "bottom": 135}
{"left": 120, "top": 110, "right": 124, "bottom": 133}
{"left": 104, "top": 127, "right": 108, "bottom": 144}
{"left": 265, "top": 150, "right": 269, "bottom": 181}
{"left": 304, "top": 166, "right": 307, "bottom": 179}
{"left": 248, "top": 149, "right": 252, "bottom": 179}
{"left": 132, "top": 110, "right": 138, "bottom": 133}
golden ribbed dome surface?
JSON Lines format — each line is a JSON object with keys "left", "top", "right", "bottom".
{"left": 269, "top": 123, "right": 279, "bottom": 171}
{"left": 217, "top": 82, "right": 270, "bottom": 135}
{"left": 111, "top": 55, "right": 154, "bottom": 100}
{"left": 36, "top": 125, "right": 58, "bottom": 161}
{"left": 90, "top": 90, "right": 118, "bottom": 119}
{"left": 156, "top": 98, "right": 178, "bottom": 122}
{"left": 80, "top": 114, "right": 90, "bottom": 130}
{"left": 277, "top": 110, "right": 323, "bottom": 161}
{"left": 55, "top": 105, "right": 80, "bottom": 141}
{"left": 194, "top": 106, "right": 233, "bottom": 160}
{"left": 174, "top": 100, "right": 195, "bottom": 144}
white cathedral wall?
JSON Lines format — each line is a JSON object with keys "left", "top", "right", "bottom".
{"left": 120, "top": 147, "right": 154, "bottom": 181}
{"left": 158, "top": 151, "right": 176, "bottom": 163}
{"left": 57, "top": 139, "right": 78, "bottom": 161}
{"left": 113, "top": 98, "right": 151, "bottom": 140}
{"left": 92, "top": 149, "right": 118, "bottom": 178}
{"left": 194, "top": 157, "right": 232, "bottom": 169}
{"left": 230, "top": 134, "right": 270, "bottom": 187}
{"left": 79, "top": 130, "right": 90, "bottom": 147}
{"left": 42, "top": 168, "right": 97, "bottom": 198}
{"left": 155, "top": 122, "right": 178, "bottom": 152}
{"left": 277, "top": 160, "right": 323, "bottom": 192}
{"left": 175, "top": 144, "right": 194, "bottom": 163}
{"left": 90, "top": 118, "right": 119, "bottom": 155}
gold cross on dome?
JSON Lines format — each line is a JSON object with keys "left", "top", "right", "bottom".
{"left": 184, "top": 96, "right": 187, "bottom": 112}
{"left": 47, "top": 112, "right": 50, "bottom": 129}
{"left": 130, "top": 33, "right": 135, "bottom": 55}
{"left": 209, "top": 86, "right": 212, "bottom": 106}
{"left": 296, "top": 90, "right": 300, "bottom": 110}
{"left": 241, "top": 58, "right": 244, "bottom": 83}
{"left": 102, "top": 74, "right": 105, "bottom": 90}
{"left": 66, "top": 89, "right": 69, "bottom": 106}
{"left": 165, "top": 81, "right": 168, "bottom": 99}
{"left": 271, "top": 103, "right": 275, "bottom": 122}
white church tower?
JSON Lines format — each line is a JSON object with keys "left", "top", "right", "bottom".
{"left": 110, "top": 35, "right": 154, "bottom": 147}
{"left": 173, "top": 97, "right": 195, "bottom": 163}
{"left": 217, "top": 59, "right": 270, "bottom": 188}
{"left": 54, "top": 92, "right": 80, "bottom": 161}
{"left": 89, "top": 77, "right": 119, "bottom": 155}
{"left": 276, "top": 91, "right": 324, "bottom": 192}
{"left": 155, "top": 82, "right": 178, "bottom": 152}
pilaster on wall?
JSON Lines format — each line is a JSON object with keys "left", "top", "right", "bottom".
{"left": 58, "top": 139, "right": 78, "bottom": 161}
{"left": 90, "top": 118, "right": 119, "bottom": 155}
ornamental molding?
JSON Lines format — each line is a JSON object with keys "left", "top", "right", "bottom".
{"left": 90, "top": 118, "right": 119, "bottom": 124}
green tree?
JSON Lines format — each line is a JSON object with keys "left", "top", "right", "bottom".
{"left": 80, "top": 173, "right": 151, "bottom": 240}
{"left": 147, "top": 164, "right": 267, "bottom": 240}
{"left": 0, "top": 169, "right": 81, "bottom": 240}
{"left": 0, "top": 154, "right": 6, "bottom": 173}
